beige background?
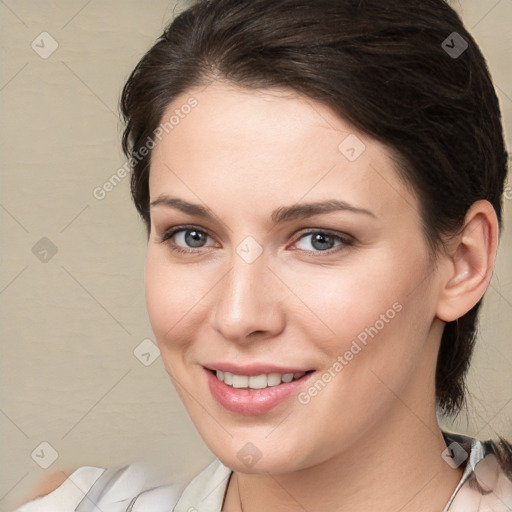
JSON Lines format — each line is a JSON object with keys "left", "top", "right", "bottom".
{"left": 0, "top": 1, "right": 511, "bottom": 510}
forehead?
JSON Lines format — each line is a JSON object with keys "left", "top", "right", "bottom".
{"left": 148, "top": 81, "right": 419, "bottom": 223}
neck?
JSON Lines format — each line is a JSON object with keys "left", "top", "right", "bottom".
{"left": 227, "top": 403, "right": 462, "bottom": 512}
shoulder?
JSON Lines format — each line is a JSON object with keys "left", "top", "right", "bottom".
{"left": 13, "top": 466, "right": 105, "bottom": 512}
{"left": 12, "top": 464, "right": 186, "bottom": 512}
{"left": 443, "top": 431, "right": 512, "bottom": 511}
{"left": 172, "top": 458, "right": 232, "bottom": 511}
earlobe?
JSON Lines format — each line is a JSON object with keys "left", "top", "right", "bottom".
{"left": 436, "top": 200, "right": 499, "bottom": 322}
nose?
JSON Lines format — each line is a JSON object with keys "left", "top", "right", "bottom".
{"left": 209, "top": 251, "right": 286, "bottom": 344}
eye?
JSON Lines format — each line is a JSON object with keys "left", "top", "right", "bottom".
{"left": 160, "top": 225, "right": 218, "bottom": 254}
{"left": 291, "top": 230, "right": 353, "bottom": 254}
{"left": 159, "top": 226, "right": 352, "bottom": 256}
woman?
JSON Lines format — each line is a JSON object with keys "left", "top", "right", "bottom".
{"left": 15, "top": 0, "right": 512, "bottom": 510}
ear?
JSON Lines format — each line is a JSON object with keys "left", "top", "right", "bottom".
{"left": 436, "top": 200, "right": 499, "bottom": 322}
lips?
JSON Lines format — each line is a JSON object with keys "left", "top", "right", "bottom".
{"left": 203, "top": 363, "right": 315, "bottom": 415}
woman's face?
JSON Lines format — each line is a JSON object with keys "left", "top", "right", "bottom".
{"left": 146, "top": 81, "right": 446, "bottom": 473}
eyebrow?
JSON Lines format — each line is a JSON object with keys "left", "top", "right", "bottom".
{"left": 150, "top": 196, "right": 376, "bottom": 224}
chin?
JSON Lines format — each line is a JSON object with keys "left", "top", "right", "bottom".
{"left": 200, "top": 433, "right": 313, "bottom": 474}
{"left": 217, "top": 452, "right": 300, "bottom": 474}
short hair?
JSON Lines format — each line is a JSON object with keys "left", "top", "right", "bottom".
{"left": 120, "top": 0, "right": 508, "bottom": 416}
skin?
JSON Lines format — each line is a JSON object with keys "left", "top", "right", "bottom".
{"left": 145, "top": 81, "right": 498, "bottom": 511}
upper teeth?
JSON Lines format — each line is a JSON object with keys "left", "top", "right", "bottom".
{"left": 215, "top": 371, "right": 306, "bottom": 389}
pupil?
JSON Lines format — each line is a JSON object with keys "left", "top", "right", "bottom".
{"left": 312, "top": 233, "right": 333, "bottom": 251}
{"left": 186, "top": 230, "right": 206, "bottom": 247}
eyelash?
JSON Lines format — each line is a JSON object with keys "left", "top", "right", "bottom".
{"left": 159, "top": 224, "right": 354, "bottom": 256}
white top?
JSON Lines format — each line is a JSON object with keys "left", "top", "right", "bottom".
{"left": 13, "top": 433, "right": 512, "bottom": 512}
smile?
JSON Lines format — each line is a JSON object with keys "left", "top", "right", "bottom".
{"left": 205, "top": 366, "right": 316, "bottom": 415}
{"left": 215, "top": 370, "right": 307, "bottom": 389}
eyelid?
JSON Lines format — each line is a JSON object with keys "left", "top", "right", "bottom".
{"left": 292, "top": 227, "right": 353, "bottom": 242}
{"left": 159, "top": 224, "right": 219, "bottom": 253}
{"left": 159, "top": 224, "right": 212, "bottom": 241}
{"left": 159, "top": 224, "right": 354, "bottom": 255}
{"left": 288, "top": 228, "right": 354, "bottom": 253}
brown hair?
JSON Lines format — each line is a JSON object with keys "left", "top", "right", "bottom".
{"left": 120, "top": 0, "right": 508, "bottom": 418}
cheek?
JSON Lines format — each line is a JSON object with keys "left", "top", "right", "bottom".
{"left": 290, "top": 258, "right": 436, "bottom": 411}
{"left": 279, "top": 257, "right": 410, "bottom": 353}
{"left": 282, "top": 249, "right": 436, "bottom": 395}
{"left": 144, "top": 248, "right": 210, "bottom": 347}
